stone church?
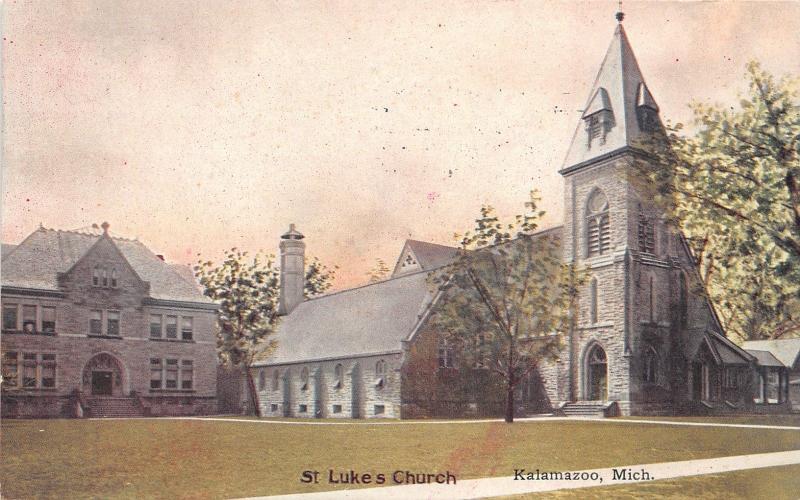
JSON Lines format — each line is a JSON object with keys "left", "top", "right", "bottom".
{"left": 253, "top": 17, "right": 793, "bottom": 418}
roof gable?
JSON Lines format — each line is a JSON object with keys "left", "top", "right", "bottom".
{"left": 392, "top": 240, "right": 459, "bottom": 277}
{"left": 1, "top": 227, "right": 211, "bottom": 303}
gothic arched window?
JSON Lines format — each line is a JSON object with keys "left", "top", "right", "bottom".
{"left": 333, "top": 363, "right": 344, "bottom": 389}
{"left": 110, "top": 268, "right": 119, "bottom": 288}
{"left": 300, "top": 367, "right": 309, "bottom": 391}
{"left": 638, "top": 205, "right": 656, "bottom": 254}
{"left": 93, "top": 266, "right": 101, "bottom": 287}
{"left": 272, "top": 369, "right": 280, "bottom": 391}
{"left": 258, "top": 369, "right": 266, "bottom": 391}
{"left": 590, "top": 277, "right": 599, "bottom": 324}
{"left": 677, "top": 272, "right": 688, "bottom": 330}
{"left": 643, "top": 347, "right": 658, "bottom": 383}
{"left": 375, "top": 359, "right": 386, "bottom": 389}
{"left": 586, "top": 190, "right": 611, "bottom": 257}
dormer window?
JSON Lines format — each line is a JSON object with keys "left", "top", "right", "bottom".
{"left": 583, "top": 87, "right": 614, "bottom": 149}
{"left": 93, "top": 266, "right": 101, "bottom": 287}
{"left": 636, "top": 82, "right": 660, "bottom": 133}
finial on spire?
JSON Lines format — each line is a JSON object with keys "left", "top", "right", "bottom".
{"left": 616, "top": 0, "right": 624, "bottom": 22}
{"left": 101, "top": 221, "right": 110, "bottom": 235}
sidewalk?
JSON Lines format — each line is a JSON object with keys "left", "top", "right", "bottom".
{"left": 238, "top": 449, "right": 800, "bottom": 500}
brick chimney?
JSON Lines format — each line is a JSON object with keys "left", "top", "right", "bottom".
{"left": 278, "top": 224, "right": 305, "bottom": 315}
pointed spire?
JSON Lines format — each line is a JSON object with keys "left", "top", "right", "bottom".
{"left": 561, "top": 20, "right": 662, "bottom": 173}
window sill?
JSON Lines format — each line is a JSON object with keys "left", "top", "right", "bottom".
{"left": 580, "top": 322, "right": 614, "bottom": 330}
{"left": 87, "top": 334, "right": 123, "bottom": 340}
{"left": 149, "top": 337, "right": 195, "bottom": 343}
{"left": 149, "top": 389, "right": 196, "bottom": 394}
{"left": 4, "top": 387, "right": 59, "bottom": 392}
{"left": 2, "top": 330, "right": 58, "bottom": 336}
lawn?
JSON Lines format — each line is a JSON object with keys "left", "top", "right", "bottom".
{"left": 2, "top": 417, "right": 799, "bottom": 499}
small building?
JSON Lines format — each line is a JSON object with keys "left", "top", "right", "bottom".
{"left": 1, "top": 223, "right": 219, "bottom": 418}
{"left": 743, "top": 339, "right": 800, "bottom": 411}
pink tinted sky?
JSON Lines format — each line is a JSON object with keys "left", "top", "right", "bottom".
{"left": 3, "top": 1, "right": 800, "bottom": 288}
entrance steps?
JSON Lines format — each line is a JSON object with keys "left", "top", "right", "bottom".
{"left": 560, "top": 401, "right": 613, "bottom": 418}
{"left": 88, "top": 397, "right": 144, "bottom": 418}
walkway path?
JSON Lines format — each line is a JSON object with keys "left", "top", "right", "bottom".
{"left": 237, "top": 449, "right": 800, "bottom": 500}
{"left": 181, "top": 415, "right": 800, "bottom": 431}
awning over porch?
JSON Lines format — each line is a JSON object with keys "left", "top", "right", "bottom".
{"left": 745, "top": 349, "right": 785, "bottom": 368}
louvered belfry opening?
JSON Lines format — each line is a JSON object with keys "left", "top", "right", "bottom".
{"left": 587, "top": 190, "right": 611, "bottom": 256}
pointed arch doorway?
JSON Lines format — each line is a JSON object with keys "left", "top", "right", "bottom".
{"left": 585, "top": 344, "right": 608, "bottom": 401}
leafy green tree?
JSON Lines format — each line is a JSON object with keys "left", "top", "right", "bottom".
{"left": 633, "top": 62, "right": 799, "bottom": 341}
{"left": 196, "top": 250, "right": 337, "bottom": 416}
{"left": 366, "top": 258, "right": 391, "bottom": 282}
{"left": 430, "top": 191, "right": 584, "bottom": 423}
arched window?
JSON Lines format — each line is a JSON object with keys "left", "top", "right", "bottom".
{"left": 333, "top": 363, "right": 344, "bottom": 389}
{"left": 586, "top": 190, "right": 610, "bottom": 257}
{"left": 643, "top": 347, "right": 658, "bottom": 383}
{"left": 300, "top": 367, "right": 309, "bottom": 391}
{"left": 101, "top": 268, "right": 109, "bottom": 287}
{"left": 638, "top": 205, "right": 655, "bottom": 254}
{"left": 110, "top": 268, "right": 118, "bottom": 288}
{"left": 589, "top": 277, "right": 599, "bottom": 324}
{"left": 93, "top": 266, "right": 101, "bottom": 287}
{"left": 438, "top": 338, "right": 454, "bottom": 369}
{"left": 677, "top": 272, "right": 688, "bottom": 329}
{"left": 258, "top": 369, "right": 266, "bottom": 391}
{"left": 272, "top": 369, "right": 280, "bottom": 391}
{"left": 375, "top": 360, "right": 386, "bottom": 389}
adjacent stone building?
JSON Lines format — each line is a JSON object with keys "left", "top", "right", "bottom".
{"left": 251, "top": 17, "right": 795, "bottom": 418}
{"left": 1, "top": 223, "right": 219, "bottom": 418}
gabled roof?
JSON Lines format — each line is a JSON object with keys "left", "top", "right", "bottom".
{"left": 392, "top": 239, "right": 459, "bottom": 277}
{"left": 743, "top": 338, "right": 800, "bottom": 369}
{"left": 700, "top": 330, "right": 754, "bottom": 366}
{"left": 745, "top": 349, "right": 785, "bottom": 368}
{"left": 1, "top": 227, "right": 212, "bottom": 303}
{"left": 254, "top": 269, "right": 436, "bottom": 366}
{"left": 562, "top": 23, "right": 661, "bottom": 171}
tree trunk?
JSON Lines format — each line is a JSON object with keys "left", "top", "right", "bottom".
{"left": 245, "top": 364, "right": 262, "bottom": 417}
{"left": 505, "top": 381, "right": 515, "bottom": 423}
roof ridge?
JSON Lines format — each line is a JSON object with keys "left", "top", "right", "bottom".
{"left": 302, "top": 267, "right": 435, "bottom": 304}
{"left": 42, "top": 226, "right": 140, "bottom": 242}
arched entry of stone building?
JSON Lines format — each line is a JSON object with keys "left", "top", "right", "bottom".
{"left": 82, "top": 353, "right": 125, "bottom": 397}
{"left": 584, "top": 343, "right": 608, "bottom": 401}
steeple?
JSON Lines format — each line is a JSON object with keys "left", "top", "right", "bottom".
{"left": 561, "top": 18, "right": 661, "bottom": 174}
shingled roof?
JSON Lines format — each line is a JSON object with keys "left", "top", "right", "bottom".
{"left": 743, "top": 338, "right": 800, "bottom": 369}
{"left": 1, "top": 227, "right": 212, "bottom": 304}
{"left": 254, "top": 269, "right": 436, "bottom": 366}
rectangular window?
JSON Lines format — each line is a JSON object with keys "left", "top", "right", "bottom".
{"left": 107, "top": 311, "right": 120, "bottom": 336}
{"left": 332, "top": 404, "right": 342, "bottom": 414}
{"left": 299, "top": 404, "right": 307, "bottom": 413}
{"left": 181, "top": 317, "right": 193, "bottom": 341}
{"left": 766, "top": 370, "right": 780, "bottom": 403}
{"left": 181, "top": 360, "right": 193, "bottom": 390}
{"left": 41, "top": 354, "right": 56, "bottom": 388}
{"left": 165, "top": 359, "right": 178, "bottom": 389}
{"left": 41, "top": 307, "right": 56, "bottom": 333}
{"left": 2, "top": 304, "right": 18, "bottom": 330}
{"left": 22, "top": 305, "right": 37, "bottom": 333}
{"left": 22, "top": 353, "right": 37, "bottom": 388}
{"left": 723, "top": 368, "right": 737, "bottom": 389}
{"left": 374, "top": 404, "right": 385, "bottom": 415}
{"left": 150, "top": 358, "right": 163, "bottom": 389}
{"left": 165, "top": 316, "right": 178, "bottom": 339}
{"left": 2, "top": 352, "right": 18, "bottom": 387}
{"left": 270, "top": 404, "right": 278, "bottom": 412}
{"left": 89, "top": 310, "right": 102, "bottom": 335}
{"left": 150, "top": 315, "right": 162, "bottom": 338}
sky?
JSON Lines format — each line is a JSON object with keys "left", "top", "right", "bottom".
{"left": 3, "top": 1, "right": 800, "bottom": 288}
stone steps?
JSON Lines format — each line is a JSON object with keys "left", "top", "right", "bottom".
{"left": 562, "top": 401, "right": 608, "bottom": 418}
{"left": 88, "top": 397, "right": 143, "bottom": 418}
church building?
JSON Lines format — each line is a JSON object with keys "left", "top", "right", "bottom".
{"left": 251, "top": 15, "right": 794, "bottom": 418}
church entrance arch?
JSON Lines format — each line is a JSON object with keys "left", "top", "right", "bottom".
{"left": 584, "top": 344, "right": 608, "bottom": 401}
{"left": 82, "top": 353, "right": 125, "bottom": 397}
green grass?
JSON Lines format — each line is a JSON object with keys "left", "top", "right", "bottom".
{"left": 620, "top": 414, "right": 800, "bottom": 427}
{"left": 2, "top": 418, "right": 799, "bottom": 499}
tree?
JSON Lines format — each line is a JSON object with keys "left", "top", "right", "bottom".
{"left": 430, "top": 191, "right": 584, "bottom": 423}
{"left": 195, "top": 249, "right": 337, "bottom": 417}
{"left": 632, "top": 62, "right": 800, "bottom": 341}
{"left": 366, "top": 258, "right": 391, "bottom": 282}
